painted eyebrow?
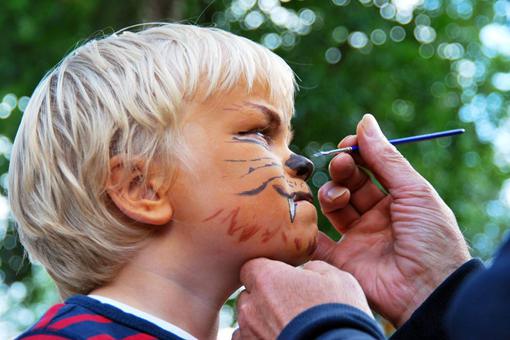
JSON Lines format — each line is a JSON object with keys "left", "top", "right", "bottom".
{"left": 243, "top": 102, "right": 282, "bottom": 130}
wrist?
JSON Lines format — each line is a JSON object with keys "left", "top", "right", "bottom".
{"left": 395, "top": 255, "right": 472, "bottom": 327}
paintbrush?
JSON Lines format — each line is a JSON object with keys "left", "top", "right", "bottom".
{"left": 313, "top": 128, "right": 465, "bottom": 157}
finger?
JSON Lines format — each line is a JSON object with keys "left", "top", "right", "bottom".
{"left": 236, "top": 290, "right": 252, "bottom": 332}
{"left": 338, "top": 134, "right": 357, "bottom": 148}
{"left": 239, "top": 258, "right": 268, "bottom": 291}
{"left": 302, "top": 260, "right": 337, "bottom": 275}
{"left": 236, "top": 289, "right": 250, "bottom": 316}
{"left": 356, "top": 114, "right": 425, "bottom": 190}
{"left": 236, "top": 290, "right": 265, "bottom": 340}
{"left": 318, "top": 182, "right": 360, "bottom": 232}
{"left": 328, "top": 154, "right": 386, "bottom": 213}
{"left": 240, "top": 258, "right": 289, "bottom": 291}
{"left": 311, "top": 232, "right": 337, "bottom": 263}
{"left": 325, "top": 205, "right": 361, "bottom": 233}
{"left": 338, "top": 135, "right": 364, "bottom": 165}
{"left": 318, "top": 186, "right": 360, "bottom": 233}
{"left": 318, "top": 181, "right": 351, "bottom": 214}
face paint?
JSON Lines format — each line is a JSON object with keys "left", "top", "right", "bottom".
{"left": 235, "top": 175, "right": 284, "bottom": 196}
{"left": 229, "top": 136, "right": 270, "bottom": 150}
{"left": 284, "top": 153, "right": 314, "bottom": 180}
{"left": 294, "top": 238, "right": 302, "bottom": 251}
{"left": 173, "top": 85, "right": 317, "bottom": 264}
{"left": 223, "top": 157, "right": 274, "bottom": 163}
{"left": 202, "top": 208, "right": 225, "bottom": 222}
{"left": 242, "top": 162, "right": 280, "bottom": 177}
{"left": 272, "top": 184, "right": 313, "bottom": 223}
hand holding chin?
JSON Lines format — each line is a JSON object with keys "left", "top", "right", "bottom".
{"left": 234, "top": 258, "right": 372, "bottom": 340}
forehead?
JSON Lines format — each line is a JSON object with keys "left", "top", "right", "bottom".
{"left": 209, "top": 86, "right": 292, "bottom": 126}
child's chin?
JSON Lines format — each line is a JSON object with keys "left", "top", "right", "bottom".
{"left": 274, "top": 230, "right": 319, "bottom": 266}
{"left": 284, "top": 251, "right": 314, "bottom": 267}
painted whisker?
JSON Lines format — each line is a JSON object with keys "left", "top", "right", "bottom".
{"left": 228, "top": 136, "right": 270, "bottom": 150}
{"left": 236, "top": 175, "right": 284, "bottom": 196}
{"left": 223, "top": 157, "right": 274, "bottom": 163}
{"left": 241, "top": 162, "right": 281, "bottom": 177}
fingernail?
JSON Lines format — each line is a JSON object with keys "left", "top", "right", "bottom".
{"left": 361, "top": 113, "right": 379, "bottom": 138}
{"left": 326, "top": 187, "right": 347, "bottom": 201}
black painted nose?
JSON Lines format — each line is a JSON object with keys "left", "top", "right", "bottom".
{"left": 285, "top": 153, "right": 314, "bottom": 181}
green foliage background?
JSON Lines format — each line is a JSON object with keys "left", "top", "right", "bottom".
{"left": 1, "top": 0, "right": 509, "bottom": 336}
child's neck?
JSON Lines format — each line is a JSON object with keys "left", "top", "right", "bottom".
{"left": 90, "top": 226, "right": 242, "bottom": 340}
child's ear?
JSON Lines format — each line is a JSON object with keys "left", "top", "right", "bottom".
{"left": 106, "top": 155, "right": 173, "bottom": 225}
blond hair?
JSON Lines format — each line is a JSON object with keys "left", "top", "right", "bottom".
{"left": 8, "top": 23, "right": 296, "bottom": 299}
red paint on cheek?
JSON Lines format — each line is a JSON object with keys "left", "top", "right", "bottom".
{"left": 239, "top": 225, "right": 260, "bottom": 242}
{"left": 202, "top": 208, "right": 224, "bottom": 222}
{"left": 306, "top": 237, "right": 317, "bottom": 256}
{"left": 224, "top": 207, "right": 242, "bottom": 236}
{"left": 294, "top": 238, "right": 302, "bottom": 251}
{"left": 261, "top": 225, "right": 281, "bottom": 243}
{"left": 281, "top": 232, "right": 288, "bottom": 244}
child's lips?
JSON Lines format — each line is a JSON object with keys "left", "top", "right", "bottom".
{"left": 272, "top": 184, "right": 313, "bottom": 203}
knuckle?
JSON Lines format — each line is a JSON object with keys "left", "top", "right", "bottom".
{"left": 338, "top": 270, "right": 356, "bottom": 283}
{"left": 238, "top": 301, "right": 250, "bottom": 316}
{"left": 380, "top": 147, "right": 403, "bottom": 165}
{"left": 303, "top": 260, "right": 321, "bottom": 270}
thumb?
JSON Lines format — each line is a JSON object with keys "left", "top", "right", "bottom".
{"left": 311, "top": 232, "right": 337, "bottom": 263}
{"left": 357, "top": 114, "right": 424, "bottom": 190}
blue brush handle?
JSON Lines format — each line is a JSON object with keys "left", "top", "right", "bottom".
{"left": 349, "top": 128, "right": 465, "bottom": 152}
{"left": 315, "top": 128, "right": 465, "bottom": 156}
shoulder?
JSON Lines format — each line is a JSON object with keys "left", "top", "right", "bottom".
{"left": 16, "top": 296, "right": 142, "bottom": 340}
{"left": 17, "top": 301, "right": 85, "bottom": 339}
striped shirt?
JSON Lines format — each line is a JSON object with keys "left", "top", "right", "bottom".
{"left": 16, "top": 295, "right": 190, "bottom": 340}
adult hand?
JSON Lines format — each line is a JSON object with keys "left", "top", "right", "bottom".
{"left": 315, "top": 114, "right": 471, "bottom": 326}
{"left": 234, "top": 258, "right": 372, "bottom": 340}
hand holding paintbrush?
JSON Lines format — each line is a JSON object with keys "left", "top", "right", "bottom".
{"left": 312, "top": 114, "right": 471, "bottom": 327}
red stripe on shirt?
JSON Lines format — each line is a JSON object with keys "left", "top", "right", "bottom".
{"left": 22, "top": 335, "right": 69, "bottom": 340}
{"left": 123, "top": 334, "right": 157, "bottom": 340}
{"left": 48, "top": 314, "right": 112, "bottom": 330}
{"left": 33, "top": 304, "right": 66, "bottom": 329}
{"left": 87, "top": 335, "right": 116, "bottom": 340}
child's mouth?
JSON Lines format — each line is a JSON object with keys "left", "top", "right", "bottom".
{"left": 272, "top": 185, "right": 314, "bottom": 222}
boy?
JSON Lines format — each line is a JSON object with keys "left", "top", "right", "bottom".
{"left": 10, "top": 23, "right": 318, "bottom": 339}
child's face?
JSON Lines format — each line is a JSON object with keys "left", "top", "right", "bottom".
{"left": 170, "top": 85, "right": 318, "bottom": 265}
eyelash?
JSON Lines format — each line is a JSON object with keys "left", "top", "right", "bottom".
{"left": 239, "top": 128, "right": 272, "bottom": 143}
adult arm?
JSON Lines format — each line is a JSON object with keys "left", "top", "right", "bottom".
{"left": 445, "top": 238, "right": 510, "bottom": 339}
{"left": 391, "top": 258, "right": 484, "bottom": 339}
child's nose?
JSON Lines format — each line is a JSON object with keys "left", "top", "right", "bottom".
{"left": 284, "top": 153, "right": 314, "bottom": 181}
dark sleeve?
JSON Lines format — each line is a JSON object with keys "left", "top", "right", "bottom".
{"left": 445, "top": 238, "right": 510, "bottom": 339}
{"left": 278, "top": 303, "right": 385, "bottom": 340}
{"left": 391, "top": 259, "right": 484, "bottom": 340}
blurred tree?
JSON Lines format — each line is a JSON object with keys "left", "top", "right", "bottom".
{"left": 1, "top": 0, "right": 509, "bottom": 337}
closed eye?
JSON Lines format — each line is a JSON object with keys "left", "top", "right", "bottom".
{"left": 238, "top": 128, "right": 272, "bottom": 144}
